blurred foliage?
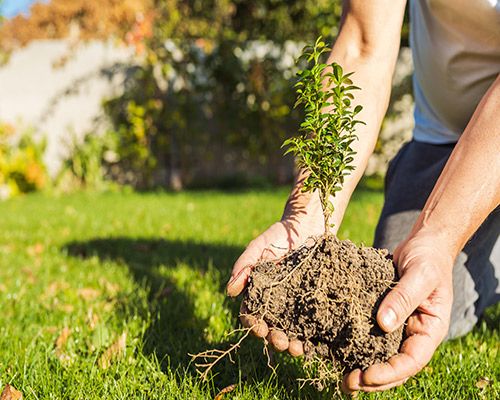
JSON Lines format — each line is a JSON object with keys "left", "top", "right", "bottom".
{"left": 104, "top": 0, "right": 345, "bottom": 189}
{"left": 0, "top": 0, "right": 152, "bottom": 51}
{"left": 57, "top": 131, "right": 119, "bottom": 191}
{"left": 0, "top": 0, "right": 411, "bottom": 190}
{"left": 0, "top": 123, "right": 47, "bottom": 199}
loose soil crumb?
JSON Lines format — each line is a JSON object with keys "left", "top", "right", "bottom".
{"left": 243, "top": 234, "right": 404, "bottom": 374}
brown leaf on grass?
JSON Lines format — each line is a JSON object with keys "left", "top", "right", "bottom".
{"left": 98, "top": 332, "right": 127, "bottom": 369}
{"left": 55, "top": 327, "right": 71, "bottom": 350}
{"left": 102, "top": 301, "right": 116, "bottom": 313}
{"left": 77, "top": 288, "right": 101, "bottom": 301}
{"left": 58, "top": 304, "right": 75, "bottom": 313}
{"left": 45, "top": 326, "right": 59, "bottom": 334}
{"left": 21, "top": 268, "right": 36, "bottom": 284}
{"left": 98, "top": 278, "right": 120, "bottom": 296}
{"left": 41, "top": 281, "right": 69, "bottom": 300}
{"left": 0, "top": 384, "right": 22, "bottom": 400}
{"left": 0, "top": 244, "right": 15, "bottom": 255}
{"left": 55, "top": 327, "right": 73, "bottom": 364}
{"left": 214, "top": 384, "right": 237, "bottom": 400}
{"left": 27, "top": 243, "right": 44, "bottom": 257}
{"left": 476, "top": 377, "right": 491, "bottom": 389}
{"left": 86, "top": 308, "right": 99, "bottom": 330}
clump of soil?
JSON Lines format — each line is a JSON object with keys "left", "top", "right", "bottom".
{"left": 243, "top": 234, "right": 404, "bottom": 374}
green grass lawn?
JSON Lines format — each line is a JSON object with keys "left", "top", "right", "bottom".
{"left": 0, "top": 187, "right": 497, "bottom": 399}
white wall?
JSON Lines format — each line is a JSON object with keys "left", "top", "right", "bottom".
{"left": 0, "top": 39, "right": 136, "bottom": 175}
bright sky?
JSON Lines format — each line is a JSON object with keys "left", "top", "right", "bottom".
{"left": 0, "top": 0, "right": 49, "bottom": 18}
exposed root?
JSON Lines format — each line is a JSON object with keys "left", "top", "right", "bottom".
{"left": 298, "top": 357, "right": 343, "bottom": 392}
{"left": 189, "top": 326, "right": 253, "bottom": 381}
{"left": 189, "top": 240, "right": 318, "bottom": 381}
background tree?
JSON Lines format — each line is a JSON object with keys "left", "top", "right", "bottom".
{"left": 104, "top": 0, "right": 345, "bottom": 189}
{"left": 0, "top": 0, "right": 152, "bottom": 51}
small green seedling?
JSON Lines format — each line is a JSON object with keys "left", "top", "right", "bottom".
{"left": 283, "top": 37, "right": 364, "bottom": 230}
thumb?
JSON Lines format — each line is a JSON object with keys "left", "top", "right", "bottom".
{"left": 377, "top": 264, "right": 435, "bottom": 332}
{"left": 226, "top": 247, "right": 258, "bottom": 297}
{"left": 226, "top": 239, "right": 283, "bottom": 297}
{"left": 227, "top": 223, "right": 292, "bottom": 297}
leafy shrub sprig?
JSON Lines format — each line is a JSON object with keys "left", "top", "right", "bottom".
{"left": 283, "top": 37, "right": 364, "bottom": 230}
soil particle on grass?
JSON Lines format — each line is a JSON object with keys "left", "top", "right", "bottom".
{"left": 243, "top": 234, "right": 404, "bottom": 372}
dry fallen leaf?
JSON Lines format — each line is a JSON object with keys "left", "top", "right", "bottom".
{"left": 102, "top": 301, "right": 116, "bottom": 313}
{"left": 98, "top": 332, "right": 127, "bottom": 369}
{"left": 55, "top": 327, "right": 71, "bottom": 350}
{"left": 41, "top": 281, "right": 69, "bottom": 300}
{"left": 214, "top": 384, "right": 237, "bottom": 400}
{"left": 55, "top": 327, "right": 73, "bottom": 364}
{"left": 27, "top": 243, "right": 44, "bottom": 257}
{"left": 86, "top": 308, "right": 99, "bottom": 330}
{"left": 59, "top": 304, "right": 75, "bottom": 313}
{"left": 21, "top": 268, "right": 36, "bottom": 284}
{"left": 0, "top": 384, "right": 23, "bottom": 400}
{"left": 77, "top": 288, "right": 101, "bottom": 301}
{"left": 45, "top": 326, "right": 59, "bottom": 334}
{"left": 99, "top": 278, "right": 120, "bottom": 296}
{"left": 476, "top": 377, "right": 491, "bottom": 389}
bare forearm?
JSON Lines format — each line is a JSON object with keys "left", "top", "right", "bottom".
{"left": 410, "top": 75, "right": 500, "bottom": 258}
{"left": 284, "top": 0, "right": 407, "bottom": 230}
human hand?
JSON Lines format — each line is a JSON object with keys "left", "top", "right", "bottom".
{"left": 226, "top": 192, "right": 324, "bottom": 356}
{"left": 343, "top": 233, "right": 455, "bottom": 394}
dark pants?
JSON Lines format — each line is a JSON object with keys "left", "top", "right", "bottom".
{"left": 374, "top": 140, "right": 500, "bottom": 339}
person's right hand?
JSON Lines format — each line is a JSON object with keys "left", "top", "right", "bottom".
{"left": 226, "top": 191, "right": 325, "bottom": 356}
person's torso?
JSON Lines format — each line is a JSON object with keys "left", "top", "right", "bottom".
{"left": 410, "top": 0, "right": 500, "bottom": 143}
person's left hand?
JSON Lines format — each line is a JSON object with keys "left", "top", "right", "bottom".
{"left": 342, "top": 232, "right": 455, "bottom": 394}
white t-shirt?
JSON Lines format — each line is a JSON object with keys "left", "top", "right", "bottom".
{"left": 410, "top": 0, "right": 500, "bottom": 144}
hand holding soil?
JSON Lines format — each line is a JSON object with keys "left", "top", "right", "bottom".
{"left": 226, "top": 39, "right": 408, "bottom": 389}
{"left": 226, "top": 190, "right": 325, "bottom": 355}
{"left": 343, "top": 233, "right": 454, "bottom": 393}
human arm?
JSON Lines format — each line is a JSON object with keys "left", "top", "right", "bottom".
{"left": 227, "top": 0, "right": 407, "bottom": 295}
{"left": 344, "top": 74, "right": 500, "bottom": 393}
{"left": 226, "top": 0, "right": 408, "bottom": 352}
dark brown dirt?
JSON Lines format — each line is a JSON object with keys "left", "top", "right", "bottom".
{"left": 242, "top": 234, "right": 404, "bottom": 373}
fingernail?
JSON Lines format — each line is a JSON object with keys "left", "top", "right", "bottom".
{"left": 381, "top": 308, "right": 397, "bottom": 331}
{"left": 226, "top": 275, "right": 236, "bottom": 287}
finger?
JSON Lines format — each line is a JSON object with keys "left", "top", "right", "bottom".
{"left": 227, "top": 225, "right": 288, "bottom": 297}
{"left": 343, "top": 370, "right": 408, "bottom": 393}
{"left": 362, "top": 331, "right": 438, "bottom": 386}
{"left": 377, "top": 265, "right": 435, "bottom": 332}
{"left": 288, "top": 339, "right": 304, "bottom": 357}
{"left": 360, "top": 378, "right": 408, "bottom": 392}
{"left": 227, "top": 264, "right": 251, "bottom": 297}
{"left": 267, "top": 329, "right": 289, "bottom": 352}
{"left": 227, "top": 241, "right": 264, "bottom": 297}
{"left": 239, "top": 304, "right": 269, "bottom": 338}
{"left": 342, "top": 369, "right": 362, "bottom": 394}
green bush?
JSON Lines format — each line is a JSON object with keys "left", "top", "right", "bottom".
{"left": 0, "top": 123, "right": 48, "bottom": 199}
{"left": 56, "top": 131, "right": 120, "bottom": 191}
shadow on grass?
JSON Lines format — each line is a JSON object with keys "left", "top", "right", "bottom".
{"left": 63, "top": 238, "right": 326, "bottom": 398}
